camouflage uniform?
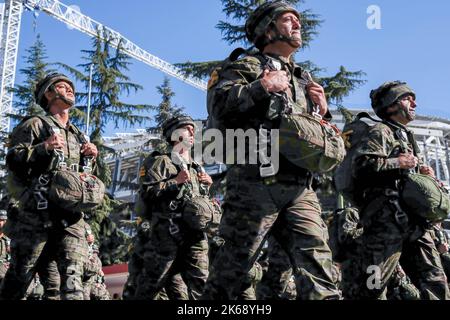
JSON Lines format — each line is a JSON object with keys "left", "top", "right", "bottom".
{"left": 132, "top": 152, "right": 209, "bottom": 300}
{"left": 432, "top": 224, "right": 450, "bottom": 283}
{"left": 35, "top": 259, "right": 60, "bottom": 300}
{"left": 328, "top": 207, "right": 364, "bottom": 299}
{"left": 257, "top": 236, "right": 295, "bottom": 300}
{"left": 83, "top": 244, "right": 110, "bottom": 300}
{"left": 0, "top": 234, "right": 10, "bottom": 283}
{"left": 202, "top": 51, "right": 341, "bottom": 300}
{"left": 350, "top": 120, "right": 450, "bottom": 299}
{"left": 386, "top": 263, "right": 421, "bottom": 300}
{"left": 155, "top": 273, "right": 189, "bottom": 300}
{"left": 0, "top": 114, "right": 90, "bottom": 300}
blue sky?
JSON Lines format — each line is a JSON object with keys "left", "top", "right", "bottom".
{"left": 14, "top": 0, "right": 450, "bottom": 136}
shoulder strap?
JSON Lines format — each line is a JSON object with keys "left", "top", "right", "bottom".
{"left": 355, "top": 112, "right": 382, "bottom": 123}
{"left": 34, "top": 115, "right": 57, "bottom": 135}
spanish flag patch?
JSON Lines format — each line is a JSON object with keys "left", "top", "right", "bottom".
{"left": 207, "top": 70, "right": 219, "bottom": 90}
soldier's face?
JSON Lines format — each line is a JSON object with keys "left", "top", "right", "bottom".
{"left": 174, "top": 124, "right": 195, "bottom": 148}
{"left": 45, "top": 81, "right": 75, "bottom": 108}
{"left": 0, "top": 219, "right": 6, "bottom": 231}
{"left": 273, "top": 12, "right": 302, "bottom": 48}
{"left": 398, "top": 94, "right": 417, "bottom": 122}
{"left": 388, "top": 94, "right": 416, "bottom": 124}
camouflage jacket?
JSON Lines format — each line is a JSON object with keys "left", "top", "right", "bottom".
{"left": 353, "top": 120, "right": 421, "bottom": 192}
{"left": 6, "top": 114, "right": 91, "bottom": 235}
{"left": 139, "top": 152, "right": 208, "bottom": 217}
{"left": 208, "top": 51, "right": 331, "bottom": 173}
{"left": 0, "top": 234, "right": 9, "bottom": 262}
{"left": 83, "top": 250, "right": 103, "bottom": 282}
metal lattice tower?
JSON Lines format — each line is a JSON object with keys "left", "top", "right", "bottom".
{"left": 0, "top": 0, "right": 207, "bottom": 134}
{"left": 0, "top": 0, "right": 23, "bottom": 134}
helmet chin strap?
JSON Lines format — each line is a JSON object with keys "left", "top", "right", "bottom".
{"left": 47, "top": 85, "right": 75, "bottom": 108}
{"left": 267, "top": 24, "right": 301, "bottom": 49}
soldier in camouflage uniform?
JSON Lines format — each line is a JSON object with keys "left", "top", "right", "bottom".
{"left": 386, "top": 263, "right": 421, "bottom": 300}
{"left": 0, "top": 211, "right": 10, "bottom": 284}
{"left": 257, "top": 236, "right": 295, "bottom": 300}
{"left": 203, "top": 1, "right": 341, "bottom": 300}
{"left": 349, "top": 81, "right": 450, "bottom": 299}
{"left": 432, "top": 223, "right": 450, "bottom": 283}
{"left": 131, "top": 115, "right": 212, "bottom": 300}
{"left": 83, "top": 224, "right": 110, "bottom": 300}
{"left": 0, "top": 73, "right": 98, "bottom": 300}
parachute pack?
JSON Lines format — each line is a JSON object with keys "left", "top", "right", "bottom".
{"left": 206, "top": 47, "right": 346, "bottom": 174}
{"left": 333, "top": 112, "right": 381, "bottom": 206}
{"left": 136, "top": 152, "right": 219, "bottom": 232}
{"left": 13, "top": 115, "right": 105, "bottom": 216}
{"left": 400, "top": 173, "right": 450, "bottom": 222}
{"left": 334, "top": 111, "right": 450, "bottom": 222}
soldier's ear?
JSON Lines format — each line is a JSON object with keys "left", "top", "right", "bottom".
{"left": 44, "top": 90, "right": 54, "bottom": 101}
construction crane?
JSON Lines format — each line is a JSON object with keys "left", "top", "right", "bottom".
{"left": 0, "top": 0, "right": 207, "bottom": 135}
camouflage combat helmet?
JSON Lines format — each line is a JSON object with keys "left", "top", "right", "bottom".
{"left": 370, "top": 81, "right": 415, "bottom": 119}
{"left": 34, "top": 72, "right": 75, "bottom": 110}
{"left": 245, "top": 0, "right": 300, "bottom": 49}
{"left": 162, "top": 115, "right": 195, "bottom": 143}
{"left": 0, "top": 210, "right": 6, "bottom": 220}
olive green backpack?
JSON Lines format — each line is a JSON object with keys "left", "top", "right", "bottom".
{"left": 400, "top": 173, "right": 450, "bottom": 222}
{"left": 35, "top": 116, "right": 105, "bottom": 213}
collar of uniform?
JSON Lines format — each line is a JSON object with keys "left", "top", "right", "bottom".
{"left": 45, "top": 113, "right": 77, "bottom": 133}
{"left": 167, "top": 146, "right": 194, "bottom": 165}
{"left": 263, "top": 53, "right": 293, "bottom": 70}
{"left": 384, "top": 119, "right": 409, "bottom": 133}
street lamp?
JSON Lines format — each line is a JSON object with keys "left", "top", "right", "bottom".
{"left": 86, "top": 63, "right": 94, "bottom": 139}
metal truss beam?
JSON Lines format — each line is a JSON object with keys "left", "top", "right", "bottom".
{"left": 23, "top": 0, "right": 207, "bottom": 91}
{"left": 0, "top": 0, "right": 23, "bottom": 134}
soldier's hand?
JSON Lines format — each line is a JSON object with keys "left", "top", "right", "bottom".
{"left": 175, "top": 170, "right": 191, "bottom": 185}
{"left": 44, "top": 133, "right": 65, "bottom": 152}
{"left": 307, "top": 82, "right": 328, "bottom": 116}
{"left": 398, "top": 153, "right": 419, "bottom": 169}
{"left": 260, "top": 69, "right": 290, "bottom": 93}
{"left": 438, "top": 243, "right": 449, "bottom": 254}
{"left": 86, "top": 234, "right": 95, "bottom": 244}
{"left": 419, "top": 165, "right": 435, "bottom": 178}
{"left": 81, "top": 142, "right": 98, "bottom": 158}
{"left": 198, "top": 172, "right": 213, "bottom": 186}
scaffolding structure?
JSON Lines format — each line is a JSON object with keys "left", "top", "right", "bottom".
{"left": 0, "top": 0, "right": 207, "bottom": 134}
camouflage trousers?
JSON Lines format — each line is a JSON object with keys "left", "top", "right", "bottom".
{"left": 209, "top": 234, "right": 263, "bottom": 300}
{"left": 347, "top": 195, "right": 450, "bottom": 300}
{"left": 155, "top": 273, "right": 189, "bottom": 300}
{"left": 83, "top": 278, "right": 110, "bottom": 300}
{"left": 132, "top": 218, "right": 209, "bottom": 300}
{"left": 202, "top": 165, "right": 341, "bottom": 300}
{"left": 441, "top": 253, "right": 450, "bottom": 283}
{"left": 257, "top": 236, "right": 296, "bottom": 300}
{"left": 35, "top": 259, "right": 61, "bottom": 300}
{"left": 0, "top": 220, "right": 88, "bottom": 300}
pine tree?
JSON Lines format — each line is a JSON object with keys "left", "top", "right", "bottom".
{"left": 149, "top": 77, "right": 184, "bottom": 153}
{"left": 0, "top": 35, "right": 53, "bottom": 201}
{"left": 10, "top": 34, "right": 53, "bottom": 120}
{"left": 176, "top": 0, "right": 322, "bottom": 79}
{"left": 57, "top": 30, "right": 153, "bottom": 186}
{"left": 176, "top": 0, "right": 366, "bottom": 107}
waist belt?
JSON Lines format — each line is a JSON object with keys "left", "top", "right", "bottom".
{"left": 153, "top": 211, "right": 183, "bottom": 236}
